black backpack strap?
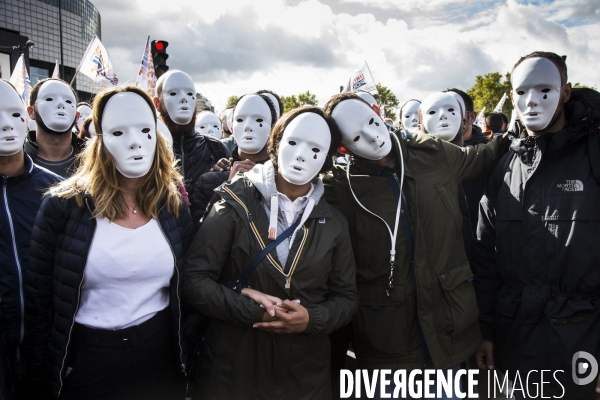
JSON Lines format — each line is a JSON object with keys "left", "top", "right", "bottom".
{"left": 221, "top": 220, "right": 301, "bottom": 293}
{"left": 589, "top": 129, "right": 600, "bottom": 187}
{"left": 204, "top": 135, "right": 227, "bottom": 161}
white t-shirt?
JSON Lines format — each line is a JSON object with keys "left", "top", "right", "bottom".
{"left": 74, "top": 217, "right": 174, "bottom": 330}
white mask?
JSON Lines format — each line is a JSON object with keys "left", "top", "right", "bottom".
{"left": 331, "top": 99, "right": 391, "bottom": 160}
{"left": 420, "top": 92, "right": 462, "bottom": 141}
{"left": 0, "top": 80, "right": 28, "bottom": 156}
{"left": 278, "top": 112, "right": 331, "bottom": 185}
{"left": 511, "top": 57, "right": 562, "bottom": 131}
{"left": 160, "top": 71, "right": 196, "bottom": 125}
{"left": 262, "top": 93, "right": 281, "bottom": 119}
{"left": 35, "top": 80, "right": 77, "bottom": 133}
{"left": 233, "top": 95, "right": 271, "bottom": 154}
{"left": 196, "top": 112, "right": 222, "bottom": 139}
{"left": 157, "top": 118, "right": 172, "bottom": 147}
{"left": 448, "top": 92, "right": 465, "bottom": 120}
{"left": 76, "top": 104, "right": 92, "bottom": 132}
{"left": 101, "top": 92, "right": 157, "bottom": 179}
{"left": 401, "top": 100, "right": 420, "bottom": 135}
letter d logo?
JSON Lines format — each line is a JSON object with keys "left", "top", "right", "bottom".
{"left": 572, "top": 351, "right": 598, "bottom": 386}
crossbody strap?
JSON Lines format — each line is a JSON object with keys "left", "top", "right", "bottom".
{"left": 222, "top": 220, "right": 301, "bottom": 293}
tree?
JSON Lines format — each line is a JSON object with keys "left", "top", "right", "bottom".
{"left": 373, "top": 83, "right": 399, "bottom": 118}
{"left": 573, "top": 83, "right": 597, "bottom": 91}
{"left": 225, "top": 95, "right": 239, "bottom": 109}
{"left": 281, "top": 91, "right": 318, "bottom": 113}
{"left": 466, "top": 72, "right": 513, "bottom": 115}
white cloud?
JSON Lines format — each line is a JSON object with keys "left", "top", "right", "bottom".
{"left": 90, "top": 0, "right": 599, "bottom": 116}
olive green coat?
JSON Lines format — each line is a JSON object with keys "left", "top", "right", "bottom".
{"left": 323, "top": 132, "right": 510, "bottom": 371}
{"left": 183, "top": 174, "right": 359, "bottom": 400}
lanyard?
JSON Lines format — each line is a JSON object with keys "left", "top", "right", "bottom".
{"left": 345, "top": 133, "right": 405, "bottom": 296}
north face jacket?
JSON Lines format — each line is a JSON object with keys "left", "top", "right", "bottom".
{"left": 0, "top": 155, "right": 61, "bottom": 358}
{"left": 25, "top": 194, "right": 193, "bottom": 399}
{"left": 475, "top": 88, "right": 600, "bottom": 399}
{"left": 183, "top": 165, "right": 358, "bottom": 400}
{"left": 323, "top": 131, "right": 510, "bottom": 371}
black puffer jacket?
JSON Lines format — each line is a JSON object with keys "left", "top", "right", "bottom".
{"left": 190, "top": 146, "right": 269, "bottom": 230}
{"left": 25, "top": 194, "right": 193, "bottom": 399}
{"left": 172, "top": 129, "right": 230, "bottom": 200}
{"left": 475, "top": 88, "right": 600, "bottom": 399}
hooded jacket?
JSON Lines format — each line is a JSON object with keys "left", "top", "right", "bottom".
{"left": 0, "top": 155, "right": 61, "bottom": 359}
{"left": 475, "top": 88, "right": 600, "bottom": 399}
{"left": 323, "top": 131, "right": 510, "bottom": 371}
{"left": 183, "top": 162, "right": 358, "bottom": 400}
{"left": 25, "top": 194, "right": 193, "bottom": 399}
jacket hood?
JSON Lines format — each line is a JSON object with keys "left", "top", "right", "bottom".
{"left": 466, "top": 124, "right": 490, "bottom": 145}
{"left": 245, "top": 160, "right": 324, "bottom": 242}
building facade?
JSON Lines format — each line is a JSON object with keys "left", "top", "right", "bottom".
{"left": 0, "top": 0, "right": 101, "bottom": 102}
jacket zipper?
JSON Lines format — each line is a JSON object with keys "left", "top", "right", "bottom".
{"left": 156, "top": 219, "right": 186, "bottom": 376}
{"left": 180, "top": 139, "right": 185, "bottom": 177}
{"left": 57, "top": 200, "right": 96, "bottom": 397}
{"left": 2, "top": 179, "right": 25, "bottom": 354}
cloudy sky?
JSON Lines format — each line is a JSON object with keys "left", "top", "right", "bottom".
{"left": 91, "top": 0, "right": 600, "bottom": 116}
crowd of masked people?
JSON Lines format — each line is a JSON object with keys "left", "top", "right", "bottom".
{"left": 0, "top": 50, "right": 599, "bottom": 400}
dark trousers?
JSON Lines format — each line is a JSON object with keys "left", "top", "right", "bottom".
{"left": 59, "top": 308, "right": 185, "bottom": 400}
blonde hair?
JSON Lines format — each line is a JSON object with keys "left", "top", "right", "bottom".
{"left": 47, "top": 85, "right": 183, "bottom": 220}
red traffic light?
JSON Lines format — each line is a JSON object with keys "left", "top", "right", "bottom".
{"left": 155, "top": 42, "right": 164, "bottom": 51}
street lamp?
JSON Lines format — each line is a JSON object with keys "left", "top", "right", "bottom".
{"left": 0, "top": 40, "right": 35, "bottom": 54}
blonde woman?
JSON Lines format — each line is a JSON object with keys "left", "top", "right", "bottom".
{"left": 25, "top": 86, "right": 193, "bottom": 400}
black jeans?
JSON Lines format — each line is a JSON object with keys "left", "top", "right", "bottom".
{"left": 60, "top": 308, "right": 185, "bottom": 400}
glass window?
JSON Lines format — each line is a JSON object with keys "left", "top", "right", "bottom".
{"left": 30, "top": 66, "right": 49, "bottom": 85}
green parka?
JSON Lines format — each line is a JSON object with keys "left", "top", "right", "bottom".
{"left": 323, "top": 132, "right": 510, "bottom": 371}
{"left": 183, "top": 170, "right": 359, "bottom": 400}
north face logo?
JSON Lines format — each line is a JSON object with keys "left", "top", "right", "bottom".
{"left": 557, "top": 180, "right": 584, "bottom": 192}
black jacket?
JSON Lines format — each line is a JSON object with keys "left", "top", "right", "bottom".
{"left": 475, "top": 89, "right": 600, "bottom": 399}
{"left": 461, "top": 125, "right": 492, "bottom": 267}
{"left": 0, "top": 155, "right": 61, "bottom": 358}
{"left": 25, "top": 194, "right": 193, "bottom": 399}
{"left": 190, "top": 146, "right": 269, "bottom": 230}
{"left": 171, "top": 129, "right": 230, "bottom": 201}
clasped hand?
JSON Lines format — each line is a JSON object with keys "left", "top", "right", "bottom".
{"left": 241, "top": 288, "right": 309, "bottom": 334}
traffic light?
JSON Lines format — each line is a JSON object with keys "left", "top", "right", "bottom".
{"left": 151, "top": 40, "right": 169, "bottom": 79}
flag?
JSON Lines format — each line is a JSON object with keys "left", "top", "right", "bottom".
{"left": 9, "top": 54, "right": 32, "bottom": 105}
{"left": 136, "top": 35, "right": 157, "bottom": 98}
{"left": 380, "top": 105, "right": 386, "bottom": 119}
{"left": 341, "top": 61, "right": 377, "bottom": 94}
{"left": 475, "top": 107, "right": 486, "bottom": 129}
{"left": 51, "top": 60, "right": 60, "bottom": 79}
{"left": 77, "top": 36, "right": 118, "bottom": 85}
{"left": 494, "top": 93, "right": 507, "bottom": 113}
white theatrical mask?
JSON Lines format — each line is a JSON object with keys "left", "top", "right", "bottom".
{"left": 262, "top": 93, "right": 281, "bottom": 119}
{"left": 331, "top": 99, "right": 391, "bottom": 160}
{"left": 512, "top": 57, "right": 562, "bottom": 131}
{"left": 401, "top": 100, "right": 420, "bottom": 135}
{"left": 76, "top": 104, "right": 92, "bottom": 132}
{"left": 156, "top": 118, "right": 172, "bottom": 147}
{"left": 0, "top": 80, "right": 28, "bottom": 156}
{"left": 196, "top": 112, "right": 222, "bottom": 139}
{"left": 161, "top": 71, "right": 196, "bottom": 125}
{"left": 278, "top": 112, "right": 331, "bottom": 186}
{"left": 101, "top": 92, "right": 157, "bottom": 179}
{"left": 35, "top": 80, "right": 77, "bottom": 133}
{"left": 447, "top": 92, "right": 465, "bottom": 119}
{"left": 233, "top": 94, "right": 271, "bottom": 154}
{"left": 420, "top": 92, "right": 462, "bottom": 141}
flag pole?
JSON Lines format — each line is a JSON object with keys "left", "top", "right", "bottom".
{"left": 70, "top": 35, "right": 96, "bottom": 87}
{"left": 364, "top": 60, "right": 377, "bottom": 94}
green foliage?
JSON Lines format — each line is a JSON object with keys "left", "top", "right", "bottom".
{"left": 573, "top": 83, "right": 598, "bottom": 91}
{"left": 466, "top": 72, "right": 513, "bottom": 115}
{"left": 225, "top": 95, "right": 239, "bottom": 109}
{"left": 373, "top": 83, "right": 399, "bottom": 117}
{"left": 281, "top": 91, "right": 318, "bottom": 113}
